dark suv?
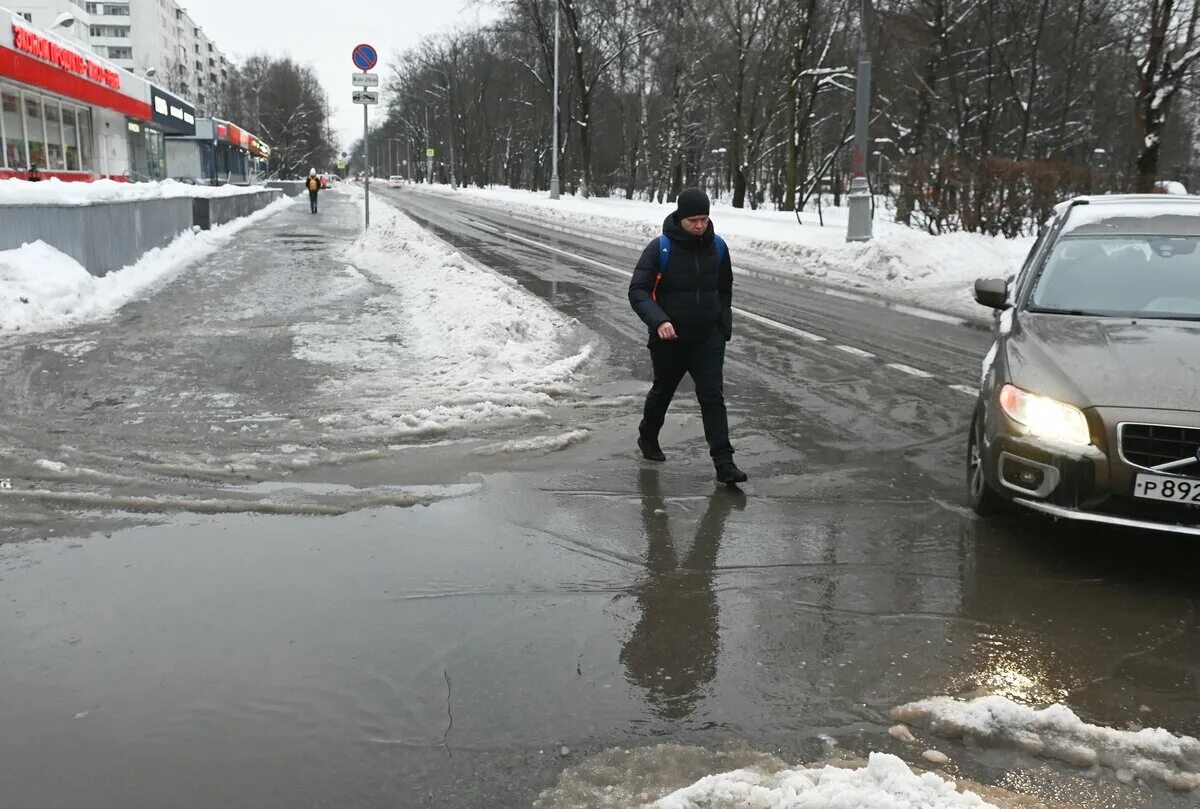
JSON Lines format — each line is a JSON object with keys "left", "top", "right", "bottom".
{"left": 968, "top": 195, "right": 1200, "bottom": 536}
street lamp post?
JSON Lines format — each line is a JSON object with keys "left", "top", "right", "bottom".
{"left": 389, "top": 139, "right": 400, "bottom": 177}
{"left": 425, "top": 106, "right": 433, "bottom": 184}
{"left": 1092, "top": 147, "right": 1107, "bottom": 194}
{"left": 424, "top": 71, "right": 458, "bottom": 188}
{"left": 549, "top": 0, "right": 561, "bottom": 200}
{"left": 846, "top": 0, "right": 874, "bottom": 242}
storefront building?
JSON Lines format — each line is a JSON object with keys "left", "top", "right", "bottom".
{"left": 0, "top": 5, "right": 195, "bottom": 181}
{"left": 166, "top": 117, "right": 269, "bottom": 185}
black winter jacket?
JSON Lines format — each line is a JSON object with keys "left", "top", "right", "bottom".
{"left": 629, "top": 214, "right": 733, "bottom": 344}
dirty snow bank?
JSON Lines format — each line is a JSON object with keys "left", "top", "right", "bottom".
{"left": 892, "top": 695, "right": 1200, "bottom": 790}
{"left": 0, "top": 177, "right": 272, "bottom": 206}
{"left": 296, "top": 190, "right": 592, "bottom": 440}
{"left": 407, "top": 183, "right": 1031, "bottom": 320}
{"left": 651, "top": 753, "right": 997, "bottom": 808}
{"left": 472, "top": 428, "right": 591, "bottom": 456}
{"left": 534, "top": 744, "right": 1002, "bottom": 809}
{"left": 0, "top": 196, "right": 295, "bottom": 333}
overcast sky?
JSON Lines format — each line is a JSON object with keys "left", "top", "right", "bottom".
{"left": 183, "top": 1, "right": 497, "bottom": 148}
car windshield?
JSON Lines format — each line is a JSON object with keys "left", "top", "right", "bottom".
{"left": 1030, "top": 234, "right": 1200, "bottom": 319}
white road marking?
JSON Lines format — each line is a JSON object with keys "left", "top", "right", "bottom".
{"left": 949, "top": 384, "right": 979, "bottom": 397}
{"left": 836, "top": 345, "right": 876, "bottom": 359}
{"left": 886, "top": 363, "right": 936, "bottom": 379}
{"left": 493, "top": 226, "right": 829, "bottom": 343}
{"left": 737, "top": 310, "right": 827, "bottom": 342}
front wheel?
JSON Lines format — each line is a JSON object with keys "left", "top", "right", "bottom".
{"left": 967, "top": 408, "right": 1008, "bottom": 517}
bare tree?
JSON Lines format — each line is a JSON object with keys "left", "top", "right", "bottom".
{"left": 1132, "top": 0, "right": 1200, "bottom": 190}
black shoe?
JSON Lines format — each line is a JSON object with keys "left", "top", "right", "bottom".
{"left": 638, "top": 436, "right": 666, "bottom": 462}
{"left": 715, "top": 462, "right": 748, "bottom": 484}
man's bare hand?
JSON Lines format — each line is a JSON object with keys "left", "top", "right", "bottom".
{"left": 657, "top": 322, "right": 678, "bottom": 341}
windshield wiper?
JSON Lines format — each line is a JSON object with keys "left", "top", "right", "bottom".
{"left": 1028, "top": 307, "right": 1102, "bottom": 316}
{"left": 1135, "top": 314, "right": 1200, "bottom": 322}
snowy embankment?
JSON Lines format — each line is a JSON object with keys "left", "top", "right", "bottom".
{"left": 407, "top": 183, "right": 1033, "bottom": 320}
{"left": 0, "top": 196, "right": 295, "bottom": 333}
{"left": 296, "top": 188, "right": 592, "bottom": 442}
{"left": 893, "top": 695, "right": 1200, "bottom": 791}
{"left": 0, "top": 177, "right": 271, "bottom": 205}
{"left": 650, "top": 754, "right": 997, "bottom": 808}
{"left": 537, "top": 695, "right": 1200, "bottom": 808}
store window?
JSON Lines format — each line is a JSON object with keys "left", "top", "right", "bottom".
{"left": 44, "top": 99, "right": 65, "bottom": 170}
{"left": 62, "top": 107, "right": 79, "bottom": 171}
{"left": 2, "top": 88, "right": 25, "bottom": 169}
{"left": 78, "top": 108, "right": 93, "bottom": 173}
{"left": 0, "top": 85, "right": 94, "bottom": 173}
{"left": 23, "top": 94, "right": 46, "bottom": 169}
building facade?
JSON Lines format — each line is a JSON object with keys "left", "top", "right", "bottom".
{"left": 0, "top": 4, "right": 254, "bottom": 181}
{"left": 7, "top": 0, "right": 230, "bottom": 117}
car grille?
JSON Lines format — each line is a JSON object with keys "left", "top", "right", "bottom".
{"left": 1121, "top": 423, "right": 1200, "bottom": 478}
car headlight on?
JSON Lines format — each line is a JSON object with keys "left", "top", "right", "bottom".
{"left": 999, "top": 384, "right": 1091, "bottom": 446}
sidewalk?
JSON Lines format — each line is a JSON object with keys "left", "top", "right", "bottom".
{"left": 0, "top": 191, "right": 381, "bottom": 538}
{"left": 0, "top": 188, "right": 601, "bottom": 541}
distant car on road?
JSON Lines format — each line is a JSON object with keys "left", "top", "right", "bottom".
{"left": 968, "top": 194, "right": 1200, "bottom": 537}
{"left": 387, "top": 175, "right": 404, "bottom": 188}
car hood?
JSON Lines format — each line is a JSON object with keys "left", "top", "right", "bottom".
{"left": 1006, "top": 313, "right": 1200, "bottom": 411}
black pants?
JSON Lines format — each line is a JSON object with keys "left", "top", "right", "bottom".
{"left": 309, "top": 190, "right": 318, "bottom": 213}
{"left": 640, "top": 331, "right": 733, "bottom": 464}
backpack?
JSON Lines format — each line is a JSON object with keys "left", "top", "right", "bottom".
{"left": 652, "top": 233, "right": 727, "bottom": 302}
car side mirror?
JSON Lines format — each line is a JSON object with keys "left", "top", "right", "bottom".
{"left": 974, "top": 278, "right": 1010, "bottom": 310}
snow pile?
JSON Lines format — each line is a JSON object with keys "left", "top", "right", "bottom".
{"left": 650, "top": 753, "right": 997, "bottom": 809}
{"left": 472, "top": 428, "right": 591, "bottom": 455}
{"left": 892, "top": 695, "right": 1200, "bottom": 790}
{"left": 0, "top": 177, "right": 272, "bottom": 206}
{"left": 0, "top": 196, "right": 294, "bottom": 333}
{"left": 406, "top": 183, "right": 1032, "bottom": 319}
{"left": 296, "top": 191, "right": 591, "bottom": 441}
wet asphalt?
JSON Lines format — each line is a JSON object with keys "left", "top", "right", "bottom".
{"left": 1, "top": 189, "right": 1199, "bottom": 808}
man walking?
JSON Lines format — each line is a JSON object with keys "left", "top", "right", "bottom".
{"left": 629, "top": 188, "right": 747, "bottom": 484}
{"left": 305, "top": 168, "right": 321, "bottom": 214}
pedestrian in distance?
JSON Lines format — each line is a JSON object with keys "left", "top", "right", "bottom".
{"left": 26, "top": 163, "right": 42, "bottom": 182}
{"left": 629, "top": 188, "right": 748, "bottom": 485}
{"left": 305, "top": 168, "right": 321, "bottom": 213}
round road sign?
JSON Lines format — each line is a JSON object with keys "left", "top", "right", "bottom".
{"left": 352, "top": 43, "right": 378, "bottom": 71}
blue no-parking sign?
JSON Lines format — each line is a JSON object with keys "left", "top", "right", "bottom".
{"left": 352, "top": 43, "right": 378, "bottom": 71}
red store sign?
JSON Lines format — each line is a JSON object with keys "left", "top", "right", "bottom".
{"left": 1, "top": 20, "right": 149, "bottom": 120}
{"left": 13, "top": 25, "right": 120, "bottom": 89}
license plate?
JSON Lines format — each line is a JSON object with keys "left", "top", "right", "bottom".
{"left": 1133, "top": 473, "right": 1200, "bottom": 504}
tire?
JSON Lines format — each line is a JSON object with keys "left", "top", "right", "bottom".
{"left": 967, "top": 407, "right": 1009, "bottom": 517}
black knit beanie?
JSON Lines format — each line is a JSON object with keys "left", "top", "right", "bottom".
{"left": 676, "top": 188, "right": 710, "bottom": 219}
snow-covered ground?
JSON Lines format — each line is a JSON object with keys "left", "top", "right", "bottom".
{"left": 0, "top": 196, "right": 295, "bottom": 333}
{"left": 295, "top": 188, "right": 592, "bottom": 442}
{"left": 405, "top": 183, "right": 1033, "bottom": 320}
{"left": 0, "top": 177, "right": 273, "bottom": 206}
{"left": 892, "top": 695, "right": 1200, "bottom": 791}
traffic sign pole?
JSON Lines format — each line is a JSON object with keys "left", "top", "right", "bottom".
{"left": 352, "top": 43, "right": 378, "bottom": 230}
{"left": 364, "top": 100, "right": 370, "bottom": 228}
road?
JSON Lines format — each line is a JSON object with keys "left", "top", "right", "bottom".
{"left": 1, "top": 188, "right": 1197, "bottom": 808}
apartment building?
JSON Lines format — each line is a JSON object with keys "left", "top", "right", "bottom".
{"left": 7, "top": 0, "right": 231, "bottom": 116}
